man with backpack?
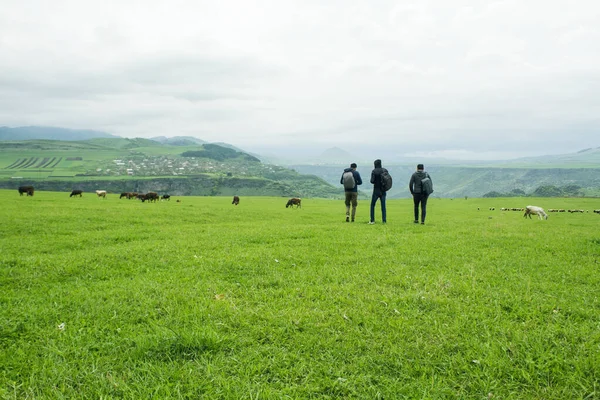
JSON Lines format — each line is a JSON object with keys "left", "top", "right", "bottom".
{"left": 369, "top": 159, "right": 391, "bottom": 224}
{"left": 340, "top": 163, "right": 362, "bottom": 222}
{"left": 409, "top": 163, "right": 433, "bottom": 225}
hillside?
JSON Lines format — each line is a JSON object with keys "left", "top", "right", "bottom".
{"left": 0, "top": 139, "right": 338, "bottom": 198}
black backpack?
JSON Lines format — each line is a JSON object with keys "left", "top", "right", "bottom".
{"left": 381, "top": 169, "right": 392, "bottom": 192}
{"left": 421, "top": 174, "right": 433, "bottom": 195}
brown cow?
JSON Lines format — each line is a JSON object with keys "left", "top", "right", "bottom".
{"left": 18, "top": 186, "right": 34, "bottom": 196}
{"left": 145, "top": 192, "right": 159, "bottom": 202}
{"left": 232, "top": 195, "right": 240, "bottom": 205}
{"left": 286, "top": 198, "right": 301, "bottom": 208}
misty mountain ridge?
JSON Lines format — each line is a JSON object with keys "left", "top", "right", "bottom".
{"left": 0, "top": 126, "right": 119, "bottom": 141}
{"left": 150, "top": 136, "right": 207, "bottom": 146}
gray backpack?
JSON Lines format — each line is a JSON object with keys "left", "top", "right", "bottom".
{"left": 342, "top": 171, "right": 355, "bottom": 190}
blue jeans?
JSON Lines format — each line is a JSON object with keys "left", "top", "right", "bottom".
{"left": 370, "top": 192, "right": 386, "bottom": 223}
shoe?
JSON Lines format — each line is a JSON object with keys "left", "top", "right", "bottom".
{"left": 421, "top": 222, "right": 425, "bottom": 225}
{"left": 414, "top": 220, "right": 419, "bottom": 224}
{"left": 351, "top": 219, "right": 354, "bottom": 222}
{"left": 346, "top": 216, "right": 350, "bottom": 222}
{"left": 368, "top": 221, "right": 375, "bottom": 225}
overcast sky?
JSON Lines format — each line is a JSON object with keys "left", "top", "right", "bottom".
{"left": 1, "top": 0, "right": 599, "bottom": 160}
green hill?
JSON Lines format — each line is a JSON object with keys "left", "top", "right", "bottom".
{"left": 0, "top": 139, "right": 338, "bottom": 198}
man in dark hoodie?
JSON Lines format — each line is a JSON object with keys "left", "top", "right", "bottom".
{"left": 369, "top": 159, "right": 387, "bottom": 224}
{"left": 409, "top": 164, "right": 432, "bottom": 224}
{"left": 340, "top": 163, "right": 362, "bottom": 222}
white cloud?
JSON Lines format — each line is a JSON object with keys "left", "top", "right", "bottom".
{"left": 1, "top": 0, "right": 599, "bottom": 159}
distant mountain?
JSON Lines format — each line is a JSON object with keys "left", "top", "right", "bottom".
{"left": 150, "top": 136, "right": 207, "bottom": 146}
{"left": 263, "top": 147, "right": 360, "bottom": 165}
{"left": 0, "top": 126, "right": 119, "bottom": 141}
{"left": 488, "top": 147, "right": 600, "bottom": 167}
{"left": 314, "top": 147, "right": 358, "bottom": 164}
{"left": 211, "top": 142, "right": 248, "bottom": 153}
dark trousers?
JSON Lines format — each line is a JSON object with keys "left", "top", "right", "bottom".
{"left": 413, "top": 193, "right": 429, "bottom": 223}
{"left": 370, "top": 192, "right": 386, "bottom": 223}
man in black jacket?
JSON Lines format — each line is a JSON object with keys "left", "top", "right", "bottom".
{"left": 409, "top": 163, "right": 432, "bottom": 224}
{"left": 340, "top": 163, "right": 362, "bottom": 222}
{"left": 369, "top": 159, "right": 387, "bottom": 224}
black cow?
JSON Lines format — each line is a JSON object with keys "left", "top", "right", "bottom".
{"left": 18, "top": 186, "right": 34, "bottom": 196}
{"left": 70, "top": 190, "right": 83, "bottom": 197}
{"left": 161, "top": 194, "right": 171, "bottom": 201}
{"left": 286, "top": 198, "right": 301, "bottom": 208}
{"left": 232, "top": 195, "right": 240, "bottom": 205}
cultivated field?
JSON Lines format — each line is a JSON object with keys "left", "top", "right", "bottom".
{"left": 1, "top": 190, "right": 599, "bottom": 399}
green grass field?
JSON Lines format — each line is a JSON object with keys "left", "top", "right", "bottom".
{"left": 1, "top": 190, "right": 599, "bottom": 399}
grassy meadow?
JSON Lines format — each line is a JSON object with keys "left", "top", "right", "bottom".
{"left": 1, "top": 190, "right": 599, "bottom": 399}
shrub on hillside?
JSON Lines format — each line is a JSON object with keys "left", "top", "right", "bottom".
{"left": 181, "top": 144, "right": 260, "bottom": 162}
{"left": 533, "top": 185, "right": 563, "bottom": 197}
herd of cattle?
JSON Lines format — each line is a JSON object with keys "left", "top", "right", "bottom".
{"left": 18, "top": 186, "right": 303, "bottom": 208}
{"left": 18, "top": 186, "right": 172, "bottom": 202}
{"left": 92, "top": 190, "right": 170, "bottom": 202}
{"left": 18, "top": 187, "right": 597, "bottom": 213}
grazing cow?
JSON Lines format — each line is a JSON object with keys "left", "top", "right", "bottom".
{"left": 161, "top": 194, "right": 171, "bottom": 201}
{"left": 120, "top": 192, "right": 129, "bottom": 199}
{"left": 286, "top": 198, "right": 302, "bottom": 208}
{"left": 145, "top": 192, "right": 159, "bottom": 202}
{"left": 137, "top": 194, "right": 148, "bottom": 202}
{"left": 95, "top": 190, "right": 107, "bottom": 198}
{"left": 128, "top": 192, "right": 138, "bottom": 199}
{"left": 524, "top": 205, "right": 548, "bottom": 220}
{"left": 232, "top": 195, "right": 240, "bottom": 205}
{"left": 18, "top": 186, "right": 34, "bottom": 196}
{"left": 70, "top": 190, "right": 83, "bottom": 197}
